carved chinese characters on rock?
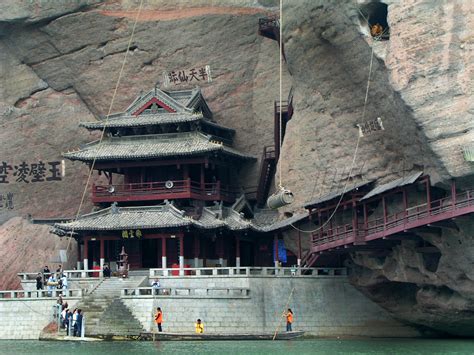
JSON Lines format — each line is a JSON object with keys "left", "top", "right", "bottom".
{"left": 163, "top": 66, "right": 212, "bottom": 87}
{"left": 0, "top": 161, "right": 62, "bottom": 184}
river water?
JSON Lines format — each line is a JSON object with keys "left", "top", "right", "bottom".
{"left": 1, "top": 339, "right": 474, "bottom": 354}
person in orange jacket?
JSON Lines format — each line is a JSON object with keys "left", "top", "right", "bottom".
{"left": 154, "top": 307, "right": 163, "bottom": 332}
{"left": 285, "top": 308, "right": 294, "bottom": 332}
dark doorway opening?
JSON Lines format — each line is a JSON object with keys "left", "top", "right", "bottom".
{"left": 359, "top": 2, "right": 390, "bottom": 40}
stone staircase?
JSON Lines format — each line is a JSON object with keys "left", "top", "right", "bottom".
{"left": 77, "top": 276, "right": 146, "bottom": 338}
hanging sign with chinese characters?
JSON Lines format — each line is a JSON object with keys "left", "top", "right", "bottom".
{"left": 163, "top": 65, "right": 212, "bottom": 87}
{"left": 0, "top": 160, "right": 65, "bottom": 184}
{"left": 356, "top": 117, "right": 385, "bottom": 137}
{"left": 122, "top": 229, "right": 143, "bottom": 239}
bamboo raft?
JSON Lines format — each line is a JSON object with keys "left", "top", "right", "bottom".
{"left": 139, "top": 330, "right": 305, "bottom": 341}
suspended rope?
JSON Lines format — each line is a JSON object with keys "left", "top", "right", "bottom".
{"left": 64, "top": 0, "right": 144, "bottom": 254}
{"left": 266, "top": 0, "right": 295, "bottom": 210}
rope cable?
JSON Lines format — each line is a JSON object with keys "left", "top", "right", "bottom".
{"left": 278, "top": 0, "right": 283, "bottom": 189}
{"left": 64, "top": 0, "right": 144, "bottom": 254}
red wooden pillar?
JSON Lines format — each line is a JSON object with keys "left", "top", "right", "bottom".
{"left": 179, "top": 234, "right": 184, "bottom": 273}
{"left": 99, "top": 239, "right": 105, "bottom": 272}
{"left": 161, "top": 237, "right": 167, "bottom": 269}
{"left": 235, "top": 235, "right": 241, "bottom": 267}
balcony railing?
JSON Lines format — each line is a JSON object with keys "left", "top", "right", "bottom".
{"left": 311, "top": 189, "right": 474, "bottom": 251}
{"left": 92, "top": 179, "right": 240, "bottom": 204}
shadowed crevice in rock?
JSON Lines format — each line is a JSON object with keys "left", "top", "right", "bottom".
{"left": 349, "top": 216, "right": 474, "bottom": 336}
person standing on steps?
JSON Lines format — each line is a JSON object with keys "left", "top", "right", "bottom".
{"left": 195, "top": 319, "right": 204, "bottom": 334}
{"left": 75, "top": 309, "right": 83, "bottom": 337}
{"left": 35, "top": 273, "right": 43, "bottom": 291}
{"left": 154, "top": 307, "right": 163, "bottom": 332}
{"left": 285, "top": 308, "right": 294, "bottom": 332}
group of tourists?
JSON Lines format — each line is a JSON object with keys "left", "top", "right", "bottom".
{"left": 35, "top": 265, "right": 68, "bottom": 296}
{"left": 54, "top": 296, "right": 83, "bottom": 336}
{"left": 154, "top": 307, "right": 205, "bottom": 334}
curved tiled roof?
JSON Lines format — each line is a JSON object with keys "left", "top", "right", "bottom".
{"left": 81, "top": 112, "right": 203, "bottom": 130}
{"left": 52, "top": 202, "right": 309, "bottom": 236}
{"left": 63, "top": 132, "right": 255, "bottom": 162}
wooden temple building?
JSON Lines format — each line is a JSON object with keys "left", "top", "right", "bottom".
{"left": 301, "top": 173, "right": 474, "bottom": 268}
{"left": 53, "top": 87, "right": 305, "bottom": 271}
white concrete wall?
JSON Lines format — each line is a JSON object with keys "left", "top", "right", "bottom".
{"left": 0, "top": 299, "right": 78, "bottom": 339}
{"left": 123, "top": 276, "right": 421, "bottom": 337}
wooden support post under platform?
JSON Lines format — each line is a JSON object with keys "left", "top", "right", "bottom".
{"left": 235, "top": 235, "right": 241, "bottom": 268}
{"left": 161, "top": 237, "right": 167, "bottom": 274}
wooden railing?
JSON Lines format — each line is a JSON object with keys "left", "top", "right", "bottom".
{"left": 121, "top": 287, "right": 250, "bottom": 298}
{"left": 312, "top": 189, "right": 474, "bottom": 249}
{"left": 92, "top": 179, "right": 240, "bottom": 203}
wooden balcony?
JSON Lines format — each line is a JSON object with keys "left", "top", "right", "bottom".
{"left": 92, "top": 179, "right": 239, "bottom": 204}
{"left": 310, "top": 189, "right": 474, "bottom": 254}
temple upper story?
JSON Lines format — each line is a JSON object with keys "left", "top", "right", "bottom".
{"left": 63, "top": 86, "right": 255, "bottom": 206}
{"left": 79, "top": 87, "right": 234, "bottom": 143}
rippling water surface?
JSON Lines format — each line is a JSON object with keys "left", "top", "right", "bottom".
{"left": 1, "top": 339, "right": 474, "bottom": 354}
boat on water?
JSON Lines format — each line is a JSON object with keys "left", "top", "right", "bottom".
{"left": 139, "top": 331, "right": 305, "bottom": 341}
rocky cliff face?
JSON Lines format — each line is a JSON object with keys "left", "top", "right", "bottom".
{"left": 0, "top": 0, "right": 472, "bottom": 336}
{"left": 0, "top": 0, "right": 288, "bottom": 289}
{"left": 278, "top": 0, "right": 473, "bottom": 336}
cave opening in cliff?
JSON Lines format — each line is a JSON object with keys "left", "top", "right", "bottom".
{"left": 359, "top": 1, "right": 390, "bottom": 40}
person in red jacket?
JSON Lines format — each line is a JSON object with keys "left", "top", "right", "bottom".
{"left": 154, "top": 307, "right": 163, "bottom": 332}
{"left": 285, "top": 309, "right": 294, "bottom": 332}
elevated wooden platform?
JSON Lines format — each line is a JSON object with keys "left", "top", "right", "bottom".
{"left": 306, "top": 188, "right": 474, "bottom": 265}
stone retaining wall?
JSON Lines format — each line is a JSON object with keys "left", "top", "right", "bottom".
{"left": 0, "top": 299, "right": 78, "bottom": 339}
{"left": 123, "top": 276, "right": 421, "bottom": 337}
